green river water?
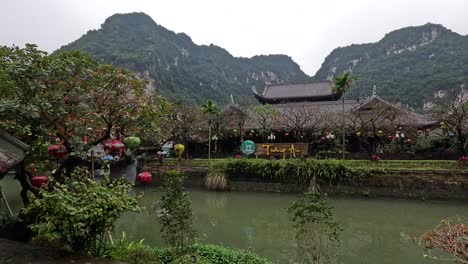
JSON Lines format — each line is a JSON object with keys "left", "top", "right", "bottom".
{"left": 1, "top": 177, "right": 467, "bottom": 264}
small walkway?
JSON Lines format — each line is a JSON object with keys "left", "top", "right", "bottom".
{"left": 0, "top": 239, "right": 125, "bottom": 264}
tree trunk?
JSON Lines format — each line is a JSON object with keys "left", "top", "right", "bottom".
{"left": 208, "top": 123, "right": 212, "bottom": 160}
{"left": 14, "top": 162, "right": 39, "bottom": 207}
{"left": 457, "top": 126, "right": 465, "bottom": 155}
{"left": 342, "top": 96, "right": 346, "bottom": 160}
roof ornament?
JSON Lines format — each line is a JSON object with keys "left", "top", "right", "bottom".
{"left": 230, "top": 94, "right": 235, "bottom": 104}
{"left": 373, "top": 85, "right": 377, "bottom": 96}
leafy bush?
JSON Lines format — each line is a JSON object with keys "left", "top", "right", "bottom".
{"left": 23, "top": 168, "right": 140, "bottom": 256}
{"left": 153, "top": 170, "right": 196, "bottom": 255}
{"left": 414, "top": 134, "right": 450, "bottom": 153}
{"left": 207, "top": 159, "right": 376, "bottom": 189}
{"left": 112, "top": 232, "right": 159, "bottom": 264}
{"left": 288, "top": 191, "right": 342, "bottom": 264}
{"left": 156, "top": 243, "right": 273, "bottom": 264}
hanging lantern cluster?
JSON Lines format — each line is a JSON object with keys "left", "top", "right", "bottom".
{"left": 105, "top": 139, "right": 125, "bottom": 155}
{"left": 136, "top": 172, "right": 152, "bottom": 185}
{"left": 31, "top": 175, "right": 49, "bottom": 188}
{"left": 48, "top": 145, "right": 68, "bottom": 159}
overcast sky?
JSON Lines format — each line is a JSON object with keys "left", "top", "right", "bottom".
{"left": 1, "top": 0, "right": 467, "bottom": 75}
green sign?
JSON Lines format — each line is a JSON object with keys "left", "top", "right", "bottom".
{"left": 241, "top": 140, "right": 256, "bottom": 155}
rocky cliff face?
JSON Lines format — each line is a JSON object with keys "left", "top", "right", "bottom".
{"left": 313, "top": 23, "right": 468, "bottom": 109}
{"left": 58, "top": 12, "right": 310, "bottom": 104}
{"left": 59, "top": 14, "right": 468, "bottom": 109}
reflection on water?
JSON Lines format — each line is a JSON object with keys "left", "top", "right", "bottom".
{"left": 1, "top": 177, "right": 467, "bottom": 264}
{"left": 117, "top": 187, "right": 468, "bottom": 264}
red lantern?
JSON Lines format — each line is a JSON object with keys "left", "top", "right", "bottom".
{"left": 136, "top": 172, "right": 152, "bottom": 185}
{"left": 406, "top": 139, "right": 412, "bottom": 144}
{"left": 323, "top": 131, "right": 328, "bottom": 136}
{"left": 285, "top": 132, "right": 289, "bottom": 136}
{"left": 48, "top": 145, "right": 68, "bottom": 159}
{"left": 320, "top": 137, "right": 326, "bottom": 143}
{"left": 387, "top": 135, "right": 393, "bottom": 141}
{"left": 31, "top": 175, "right": 48, "bottom": 188}
{"left": 83, "top": 135, "right": 88, "bottom": 143}
{"left": 371, "top": 154, "right": 380, "bottom": 162}
{"left": 106, "top": 140, "right": 125, "bottom": 154}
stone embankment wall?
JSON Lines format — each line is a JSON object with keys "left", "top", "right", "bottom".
{"left": 147, "top": 165, "right": 468, "bottom": 200}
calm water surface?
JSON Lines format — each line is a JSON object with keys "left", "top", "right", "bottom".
{"left": 2, "top": 177, "right": 467, "bottom": 263}
{"left": 117, "top": 187, "right": 467, "bottom": 264}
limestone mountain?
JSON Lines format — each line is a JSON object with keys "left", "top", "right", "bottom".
{"left": 313, "top": 23, "right": 468, "bottom": 109}
{"left": 57, "top": 12, "right": 310, "bottom": 104}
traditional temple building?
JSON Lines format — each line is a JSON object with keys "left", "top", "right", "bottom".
{"left": 251, "top": 81, "right": 438, "bottom": 129}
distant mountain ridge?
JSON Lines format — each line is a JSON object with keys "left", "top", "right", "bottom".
{"left": 58, "top": 12, "right": 310, "bottom": 104}
{"left": 313, "top": 23, "right": 468, "bottom": 109}
{"left": 58, "top": 13, "right": 468, "bottom": 109}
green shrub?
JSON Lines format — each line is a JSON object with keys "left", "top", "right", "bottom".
{"left": 153, "top": 170, "right": 196, "bottom": 255}
{"left": 23, "top": 167, "right": 140, "bottom": 256}
{"left": 154, "top": 243, "right": 273, "bottom": 264}
{"left": 111, "top": 232, "right": 159, "bottom": 264}
{"left": 414, "top": 134, "right": 450, "bottom": 153}
{"left": 288, "top": 191, "right": 342, "bottom": 264}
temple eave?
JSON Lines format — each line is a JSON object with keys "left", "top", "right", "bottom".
{"left": 254, "top": 92, "right": 343, "bottom": 104}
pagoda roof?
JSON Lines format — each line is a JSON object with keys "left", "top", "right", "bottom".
{"left": 253, "top": 81, "right": 341, "bottom": 104}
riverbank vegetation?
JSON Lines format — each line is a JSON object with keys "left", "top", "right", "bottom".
{"left": 206, "top": 159, "right": 381, "bottom": 190}
{"left": 23, "top": 167, "right": 141, "bottom": 255}
{"left": 155, "top": 158, "right": 464, "bottom": 171}
{"left": 19, "top": 168, "right": 273, "bottom": 264}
